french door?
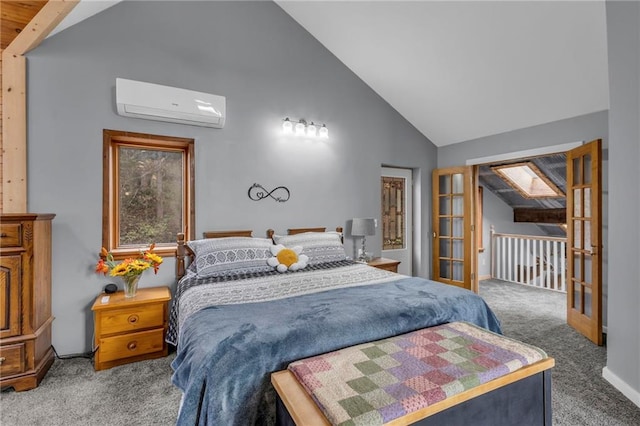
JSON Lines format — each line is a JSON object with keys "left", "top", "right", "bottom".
{"left": 566, "top": 139, "right": 602, "bottom": 345}
{"left": 432, "top": 166, "right": 476, "bottom": 292}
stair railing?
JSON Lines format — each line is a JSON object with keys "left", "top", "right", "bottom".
{"left": 490, "top": 226, "right": 567, "bottom": 292}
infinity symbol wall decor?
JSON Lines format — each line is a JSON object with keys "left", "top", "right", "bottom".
{"left": 248, "top": 183, "right": 290, "bottom": 203}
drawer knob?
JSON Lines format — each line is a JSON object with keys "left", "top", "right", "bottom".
{"left": 0, "top": 233, "right": 7, "bottom": 238}
{"left": 127, "top": 341, "right": 138, "bottom": 351}
{"left": 128, "top": 314, "right": 139, "bottom": 324}
{"left": 0, "top": 357, "right": 5, "bottom": 364}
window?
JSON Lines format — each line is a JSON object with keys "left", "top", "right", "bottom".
{"left": 103, "top": 130, "right": 195, "bottom": 259}
{"left": 381, "top": 176, "right": 405, "bottom": 250}
{"left": 491, "top": 161, "right": 563, "bottom": 199}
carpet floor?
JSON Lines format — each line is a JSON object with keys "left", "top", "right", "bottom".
{"left": 480, "top": 279, "right": 640, "bottom": 426}
{"left": 1, "top": 278, "right": 639, "bottom": 425}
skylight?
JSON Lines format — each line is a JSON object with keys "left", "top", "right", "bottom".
{"left": 491, "top": 162, "right": 564, "bottom": 198}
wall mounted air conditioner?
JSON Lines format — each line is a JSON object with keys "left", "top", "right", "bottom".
{"left": 116, "top": 78, "right": 226, "bottom": 128}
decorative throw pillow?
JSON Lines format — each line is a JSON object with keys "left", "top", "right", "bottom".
{"left": 187, "top": 237, "right": 274, "bottom": 278}
{"left": 272, "top": 232, "right": 346, "bottom": 265}
{"left": 267, "top": 244, "right": 308, "bottom": 273}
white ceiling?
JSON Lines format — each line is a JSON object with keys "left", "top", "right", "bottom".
{"left": 50, "top": 0, "right": 610, "bottom": 147}
{"left": 48, "top": 0, "right": 121, "bottom": 38}
{"left": 276, "top": 0, "right": 609, "bottom": 146}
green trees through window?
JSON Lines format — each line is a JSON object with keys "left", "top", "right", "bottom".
{"left": 118, "top": 147, "right": 183, "bottom": 245}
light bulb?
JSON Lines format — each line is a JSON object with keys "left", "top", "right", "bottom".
{"left": 307, "top": 122, "right": 317, "bottom": 138}
{"left": 282, "top": 118, "right": 293, "bottom": 134}
{"left": 319, "top": 124, "right": 329, "bottom": 139}
{"left": 295, "top": 121, "right": 306, "bottom": 136}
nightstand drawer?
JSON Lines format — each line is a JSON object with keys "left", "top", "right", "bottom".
{"left": 99, "top": 328, "right": 164, "bottom": 363}
{"left": 374, "top": 263, "right": 399, "bottom": 272}
{"left": 0, "top": 343, "right": 25, "bottom": 376}
{"left": 367, "top": 257, "right": 401, "bottom": 273}
{"left": 0, "top": 224, "right": 22, "bottom": 247}
{"left": 99, "top": 303, "right": 165, "bottom": 335}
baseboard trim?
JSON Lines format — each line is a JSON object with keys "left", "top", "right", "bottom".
{"left": 602, "top": 366, "right": 640, "bottom": 408}
{"left": 478, "top": 274, "right": 492, "bottom": 281}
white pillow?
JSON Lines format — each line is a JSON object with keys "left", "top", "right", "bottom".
{"left": 187, "top": 237, "right": 273, "bottom": 278}
{"left": 272, "top": 232, "right": 346, "bottom": 265}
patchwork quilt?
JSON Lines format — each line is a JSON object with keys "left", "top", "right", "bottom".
{"left": 288, "top": 321, "right": 547, "bottom": 426}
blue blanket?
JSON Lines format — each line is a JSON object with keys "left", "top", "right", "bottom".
{"left": 171, "top": 276, "right": 501, "bottom": 425}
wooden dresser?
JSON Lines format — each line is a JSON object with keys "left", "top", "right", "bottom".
{"left": 0, "top": 213, "right": 56, "bottom": 391}
{"left": 91, "top": 286, "right": 171, "bottom": 371}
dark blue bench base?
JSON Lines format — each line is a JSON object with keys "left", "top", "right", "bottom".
{"left": 275, "top": 369, "right": 552, "bottom": 426}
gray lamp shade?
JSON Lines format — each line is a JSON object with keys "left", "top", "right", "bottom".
{"left": 351, "top": 218, "right": 376, "bottom": 236}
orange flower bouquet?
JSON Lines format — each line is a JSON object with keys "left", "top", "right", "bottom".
{"left": 95, "top": 244, "right": 163, "bottom": 297}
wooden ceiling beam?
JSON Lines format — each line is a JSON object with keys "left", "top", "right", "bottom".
{"left": 5, "top": 0, "right": 78, "bottom": 55}
{"left": 1, "top": 1, "right": 49, "bottom": 50}
{"left": 2, "top": 0, "right": 78, "bottom": 212}
{"left": 513, "top": 208, "right": 566, "bottom": 224}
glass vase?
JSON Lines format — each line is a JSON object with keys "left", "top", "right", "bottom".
{"left": 122, "top": 274, "right": 141, "bottom": 298}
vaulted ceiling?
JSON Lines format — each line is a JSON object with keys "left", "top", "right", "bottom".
{"left": 275, "top": 0, "right": 609, "bottom": 147}
{"left": 3, "top": 1, "right": 587, "bottom": 234}
{"left": 13, "top": 0, "right": 609, "bottom": 148}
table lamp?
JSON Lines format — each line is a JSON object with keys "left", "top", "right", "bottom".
{"left": 351, "top": 218, "right": 376, "bottom": 261}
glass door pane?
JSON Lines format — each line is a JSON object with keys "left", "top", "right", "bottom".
{"left": 566, "top": 139, "right": 602, "bottom": 345}
{"left": 433, "top": 167, "right": 473, "bottom": 291}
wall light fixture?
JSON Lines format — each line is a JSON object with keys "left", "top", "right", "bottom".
{"left": 282, "top": 117, "right": 329, "bottom": 139}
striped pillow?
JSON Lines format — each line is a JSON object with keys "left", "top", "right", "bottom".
{"left": 273, "top": 232, "right": 346, "bottom": 265}
{"left": 187, "top": 237, "right": 273, "bottom": 278}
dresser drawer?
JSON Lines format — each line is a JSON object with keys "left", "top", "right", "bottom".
{"left": 99, "top": 303, "right": 165, "bottom": 335}
{"left": 98, "top": 328, "right": 165, "bottom": 363}
{"left": 0, "top": 343, "right": 25, "bottom": 376}
{"left": 0, "top": 224, "right": 22, "bottom": 247}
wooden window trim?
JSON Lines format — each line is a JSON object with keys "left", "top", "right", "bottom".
{"left": 102, "top": 129, "right": 195, "bottom": 259}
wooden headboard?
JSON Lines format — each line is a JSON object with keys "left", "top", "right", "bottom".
{"left": 202, "top": 230, "right": 252, "bottom": 238}
{"left": 266, "top": 227, "right": 344, "bottom": 241}
{"left": 176, "top": 230, "right": 253, "bottom": 280}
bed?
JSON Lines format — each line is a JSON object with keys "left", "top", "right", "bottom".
{"left": 169, "top": 228, "right": 502, "bottom": 425}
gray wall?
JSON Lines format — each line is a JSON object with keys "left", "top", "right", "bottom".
{"left": 478, "top": 184, "right": 547, "bottom": 278}
{"left": 438, "top": 110, "right": 609, "bottom": 322}
{"left": 603, "top": 0, "right": 640, "bottom": 402}
{"left": 26, "top": 1, "right": 436, "bottom": 355}
{"left": 437, "top": 111, "right": 608, "bottom": 168}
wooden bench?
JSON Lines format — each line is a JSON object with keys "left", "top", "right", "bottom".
{"left": 271, "top": 323, "right": 555, "bottom": 426}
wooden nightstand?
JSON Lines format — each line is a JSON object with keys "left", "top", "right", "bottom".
{"left": 91, "top": 286, "right": 171, "bottom": 371}
{"left": 367, "top": 257, "right": 401, "bottom": 273}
